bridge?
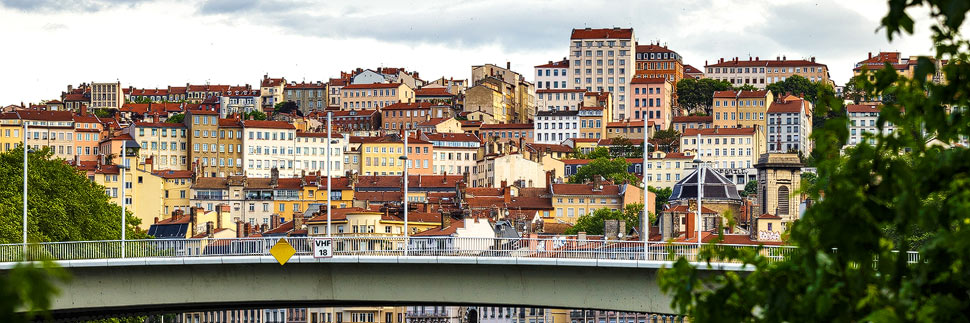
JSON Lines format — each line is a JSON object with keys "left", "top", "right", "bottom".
{"left": 0, "top": 236, "right": 800, "bottom": 319}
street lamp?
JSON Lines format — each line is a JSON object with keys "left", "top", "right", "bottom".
{"left": 120, "top": 140, "right": 128, "bottom": 258}
{"left": 642, "top": 117, "right": 649, "bottom": 261}
{"left": 22, "top": 122, "right": 28, "bottom": 257}
{"left": 693, "top": 133, "right": 704, "bottom": 248}
{"left": 399, "top": 134, "right": 409, "bottom": 256}
{"left": 326, "top": 111, "right": 333, "bottom": 239}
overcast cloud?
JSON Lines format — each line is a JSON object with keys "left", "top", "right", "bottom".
{"left": 0, "top": 0, "right": 942, "bottom": 105}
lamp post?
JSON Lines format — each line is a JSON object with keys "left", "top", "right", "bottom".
{"left": 695, "top": 133, "right": 703, "bottom": 249}
{"left": 326, "top": 111, "right": 332, "bottom": 239}
{"left": 121, "top": 140, "right": 127, "bottom": 258}
{"left": 642, "top": 117, "right": 649, "bottom": 261}
{"left": 399, "top": 134, "right": 410, "bottom": 256}
{"left": 22, "top": 122, "right": 28, "bottom": 257}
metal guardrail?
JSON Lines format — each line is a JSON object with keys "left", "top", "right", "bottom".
{"left": 0, "top": 236, "right": 917, "bottom": 265}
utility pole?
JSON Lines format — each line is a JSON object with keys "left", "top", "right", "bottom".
{"left": 121, "top": 139, "right": 127, "bottom": 258}
{"left": 642, "top": 117, "right": 649, "bottom": 261}
{"left": 327, "top": 111, "right": 332, "bottom": 239}
{"left": 22, "top": 122, "right": 28, "bottom": 257}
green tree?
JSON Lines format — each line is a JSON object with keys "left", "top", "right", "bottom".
{"left": 92, "top": 109, "right": 111, "bottom": 118}
{"left": 565, "top": 204, "right": 643, "bottom": 236}
{"left": 651, "top": 129, "right": 681, "bottom": 153}
{"left": 676, "top": 78, "right": 732, "bottom": 115}
{"left": 647, "top": 186, "right": 672, "bottom": 216}
{"left": 733, "top": 84, "right": 758, "bottom": 91}
{"left": 568, "top": 157, "right": 637, "bottom": 185}
{"left": 608, "top": 137, "right": 637, "bottom": 158}
{"left": 659, "top": 1, "right": 970, "bottom": 321}
{"left": 0, "top": 147, "right": 146, "bottom": 243}
{"left": 244, "top": 110, "right": 267, "bottom": 121}
{"left": 274, "top": 101, "right": 302, "bottom": 116}
{"left": 741, "top": 180, "right": 757, "bottom": 197}
{"left": 164, "top": 113, "right": 184, "bottom": 124}
{"left": 0, "top": 262, "right": 68, "bottom": 322}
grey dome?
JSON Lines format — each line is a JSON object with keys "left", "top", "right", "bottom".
{"left": 670, "top": 168, "right": 742, "bottom": 201}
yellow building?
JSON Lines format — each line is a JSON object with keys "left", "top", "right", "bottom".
{"left": 578, "top": 106, "right": 607, "bottom": 139}
{"left": 464, "top": 81, "right": 510, "bottom": 124}
{"left": 153, "top": 169, "right": 194, "bottom": 217}
{"left": 339, "top": 83, "right": 415, "bottom": 110}
{"left": 78, "top": 151, "right": 166, "bottom": 230}
{"left": 549, "top": 181, "right": 646, "bottom": 224}
{"left": 306, "top": 208, "right": 441, "bottom": 237}
{"left": 302, "top": 175, "right": 356, "bottom": 210}
{"left": 307, "top": 306, "right": 406, "bottom": 323}
{"left": 712, "top": 90, "right": 774, "bottom": 129}
{"left": 0, "top": 112, "right": 22, "bottom": 153}
{"left": 356, "top": 135, "right": 434, "bottom": 176}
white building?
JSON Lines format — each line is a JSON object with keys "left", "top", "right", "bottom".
{"left": 534, "top": 110, "right": 580, "bottom": 144}
{"left": 682, "top": 127, "right": 766, "bottom": 188}
{"left": 91, "top": 81, "right": 123, "bottom": 110}
{"left": 219, "top": 90, "right": 260, "bottom": 118}
{"left": 473, "top": 153, "right": 546, "bottom": 188}
{"left": 568, "top": 27, "right": 635, "bottom": 121}
{"left": 846, "top": 104, "right": 893, "bottom": 146}
{"left": 421, "top": 132, "right": 480, "bottom": 175}
{"left": 410, "top": 218, "right": 496, "bottom": 252}
{"left": 534, "top": 59, "right": 569, "bottom": 90}
{"left": 242, "top": 120, "right": 298, "bottom": 178}
{"left": 536, "top": 89, "right": 585, "bottom": 112}
{"left": 295, "top": 132, "right": 346, "bottom": 177}
{"left": 766, "top": 96, "right": 813, "bottom": 154}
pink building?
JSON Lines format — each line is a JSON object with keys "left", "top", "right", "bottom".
{"left": 631, "top": 77, "right": 672, "bottom": 130}
{"left": 72, "top": 114, "right": 104, "bottom": 164}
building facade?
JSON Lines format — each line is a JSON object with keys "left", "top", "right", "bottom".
{"left": 704, "top": 56, "right": 831, "bottom": 89}
{"left": 766, "top": 96, "right": 813, "bottom": 154}
{"left": 568, "top": 28, "right": 635, "bottom": 121}
{"left": 630, "top": 77, "right": 672, "bottom": 129}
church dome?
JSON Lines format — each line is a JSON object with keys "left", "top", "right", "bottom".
{"left": 670, "top": 167, "right": 742, "bottom": 201}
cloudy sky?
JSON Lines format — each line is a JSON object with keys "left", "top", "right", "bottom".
{"left": 0, "top": 0, "right": 943, "bottom": 105}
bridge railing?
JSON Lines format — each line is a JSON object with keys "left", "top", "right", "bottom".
{"left": 0, "top": 236, "right": 812, "bottom": 265}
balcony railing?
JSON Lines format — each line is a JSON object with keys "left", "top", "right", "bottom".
{"left": 0, "top": 236, "right": 920, "bottom": 267}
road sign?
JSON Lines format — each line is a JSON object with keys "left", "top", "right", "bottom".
{"left": 313, "top": 238, "right": 333, "bottom": 258}
{"left": 270, "top": 238, "right": 296, "bottom": 265}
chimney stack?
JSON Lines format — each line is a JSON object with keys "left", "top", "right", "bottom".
{"left": 205, "top": 221, "right": 214, "bottom": 237}
{"left": 868, "top": 52, "right": 872, "bottom": 59}
{"left": 811, "top": 57, "right": 816, "bottom": 63}
{"left": 236, "top": 221, "right": 244, "bottom": 238}
{"left": 686, "top": 211, "right": 696, "bottom": 240}
{"left": 294, "top": 214, "right": 304, "bottom": 230}
{"left": 506, "top": 61, "right": 511, "bottom": 70}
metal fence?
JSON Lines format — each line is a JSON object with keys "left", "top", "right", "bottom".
{"left": 0, "top": 236, "right": 911, "bottom": 266}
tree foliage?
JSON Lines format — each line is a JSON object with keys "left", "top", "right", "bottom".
{"left": 0, "top": 147, "right": 145, "bottom": 243}
{"left": 733, "top": 84, "right": 759, "bottom": 91}
{"left": 676, "top": 78, "right": 732, "bottom": 115}
{"left": 274, "top": 101, "right": 303, "bottom": 116}
{"left": 0, "top": 262, "right": 68, "bottom": 322}
{"left": 651, "top": 129, "right": 681, "bottom": 153}
{"left": 659, "top": 1, "right": 970, "bottom": 321}
{"left": 164, "top": 113, "right": 184, "bottom": 124}
{"left": 244, "top": 110, "right": 267, "bottom": 121}
{"left": 565, "top": 203, "right": 643, "bottom": 236}
{"left": 741, "top": 180, "right": 757, "bottom": 197}
{"left": 568, "top": 156, "right": 637, "bottom": 185}
{"left": 647, "top": 186, "right": 672, "bottom": 216}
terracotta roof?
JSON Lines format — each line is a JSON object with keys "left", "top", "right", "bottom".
{"left": 275, "top": 178, "right": 303, "bottom": 190}
{"left": 665, "top": 204, "right": 718, "bottom": 214}
{"left": 846, "top": 104, "right": 882, "bottom": 113}
{"left": 262, "top": 77, "right": 285, "bottom": 87}
{"left": 133, "top": 121, "right": 185, "bottom": 128}
{"left": 682, "top": 127, "right": 757, "bottom": 136}
{"left": 355, "top": 191, "right": 403, "bottom": 202}
{"left": 307, "top": 207, "right": 368, "bottom": 223}
{"left": 218, "top": 118, "right": 242, "bottom": 127}
{"left": 525, "top": 143, "right": 573, "bottom": 153}
{"left": 767, "top": 98, "right": 810, "bottom": 114}
{"left": 631, "top": 77, "right": 668, "bottom": 84}
{"left": 296, "top": 131, "right": 344, "bottom": 138}
{"left": 414, "top": 87, "right": 454, "bottom": 97}
{"left": 551, "top": 183, "right": 621, "bottom": 196}
{"left": 684, "top": 64, "right": 703, "bottom": 74}
{"left": 16, "top": 110, "right": 73, "bottom": 121}
{"left": 672, "top": 115, "right": 713, "bottom": 123}
{"left": 713, "top": 90, "right": 770, "bottom": 98}
{"left": 658, "top": 152, "right": 693, "bottom": 159}
{"left": 242, "top": 120, "right": 294, "bottom": 129}
{"left": 130, "top": 88, "right": 169, "bottom": 96}
{"left": 464, "top": 187, "right": 503, "bottom": 196}
{"left": 758, "top": 213, "right": 783, "bottom": 219}
{"left": 423, "top": 132, "right": 480, "bottom": 143}
{"left": 418, "top": 118, "right": 451, "bottom": 126}
{"left": 535, "top": 59, "right": 569, "bottom": 68}
{"left": 570, "top": 28, "right": 634, "bottom": 40}
{"left": 382, "top": 102, "right": 431, "bottom": 110}
{"left": 856, "top": 52, "right": 900, "bottom": 65}
{"left": 342, "top": 83, "right": 404, "bottom": 90}
{"left": 63, "top": 93, "right": 87, "bottom": 101}
{"left": 480, "top": 123, "right": 533, "bottom": 130}
{"left": 73, "top": 115, "right": 101, "bottom": 123}
{"left": 536, "top": 89, "right": 586, "bottom": 94}
{"left": 635, "top": 44, "right": 677, "bottom": 55}
{"left": 706, "top": 58, "right": 825, "bottom": 68}
{"left": 156, "top": 214, "right": 192, "bottom": 225}
{"left": 152, "top": 170, "right": 194, "bottom": 179}
{"left": 413, "top": 219, "right": 469, "bottom": 236}
{"left": 193, "top": 177, "right": 228, "bottom": 189}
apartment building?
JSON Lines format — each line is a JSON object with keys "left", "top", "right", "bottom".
{"left": 578, "top": 107, "right": 607, "bottom": 139}
{"left": 464, "top": 81, "right": 511, "bottom": 124}
{"left": 536, "top": 89, "right": 585, "bottom": 112}
{"left": 682, "top": 127, "right": 765, "bottom": 187}
{"left": 549, "top": 181, "right": 640, "bottom": 224}
{"left": 473, "top": 153, "right": 545, "bottom": 188}
{"left": 216, "top": 119, "right": 244, "bottom": 177}
{"left": 704, "top": 56, "right": 831, "bottom": 88}
{"left": 534, "top": 110, "right": 580, "bottom": 144}
{"left": 479, "top": 123, "right": 534, "bottom": 145}
{"left": 72, "top": 114, "right": 103, "bottom": 163}
{"left": 712, "top": 90, "right": 773, "bottom": 129}
{"left": 853, "top": 51, "right": 946, "bottom": 83}
{"left": 630, "top": 77, "right": 672, "bottom": 130}
{"left": 635, "top": 43, "right": 684, "bottom": 104}
{"left": 568, "top": 27, "right": 635, "bottom": 121}
{"left": 422, "top": 132, "right": 480, "bottom": 175}
{"left": 644, "top": 151, "right": 695, "bottom": 189}
{"left": 131, "top": 121, "right": 188, "bottom": 170}
{"left": 185, "top": 109, "right": 221, "bottom": 177}
{"left": 242, "top": 120, "right": 297, "bottom": 178}
{"left": 605, "top": 121, "right": 651, "bottom": 140}
{"left": 340, "top": 83, "right": 414, "bottom": 110}
{"left": 154, "top": 169, "right": 193, "bottom": 216}
{"left": 0, "top": 113, "right": 23, "bottom": 153}
{"left": 260, "top": 75, "right": 285, "bottom": 110}
{"left": 19, "top": 110, "right": 75, "bottom": 160}
{"left": 295, "top": 132, "right": 345, "bottom": 177}
{"left": 357, "top": 135, "right": 433, "bottom": 176}
{"left": 535, "top": 59, "right": 569, "bottom": 90}
{"left": 284, "top": 81, "right": 328, "bottom": 113}
{"left": 766, "top": 96, "right": 813, "bottom": 154}
{"left": 218, "top": 89, "right": 260, "bottom": 118}
{"left": 90, "top": 81, "right": 123, "bottom": 110}
{"left": 684, "top": 64, "right": 705, "bottom": 79}
{"left": 671, "top": 115, "right": 713, "bottom": 133}
{"left": 846, "top": 104, "right": 892, "bottom": 146}
{"left": 382, "top": 102, "right": 432, "bottom": 130}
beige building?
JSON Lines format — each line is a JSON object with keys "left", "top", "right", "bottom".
{"left": 284, "top": 81, "right": 327, "bottom": 113}
{"left": 470, "top": 63, "right": 536, "bottom": 123}
{"left": 260, "top": 75, "right": 285, "bottom": 110}
{"left": 712, "top": 90, "right": 774, "bottom": 129}
{"left": 421, "top": 132, "right": 480, "bottom": 176}
{"left": 464, "top": 82, "right": 510, "bottom": 124}
{"left": 130, "top": 121, "right": 188, "bottom": 170}
{"left": 755, "top": 154, "right": 802, "bottom": 225}
{"left": 550, "top": 181, "right": 646, "bottom": 224}
{"left": 682, "top": 127, "right": 766, "bottom": 187}
{"left": 473, "top": 153, "right": 546, "bottom": 188}
{"left": 340, "top": 83, "right": 414, "bottom": 110}
{"left": 568, "top": 27, "right": 636, "bottom": 121}
{"left": 185, "top": 109, "right": 221, "bottom": 177}
{"left": 644, "top": 151, "right": 695, "bottom": 189}
{"left": 91, "top": 81, "right": 123, "bottom": 110}
{"left": 19, "top": 110, "right": 75, "bottom": 161}
{"left": 705, "top": 56, "right": 832, "bottom": 88}
{"left": 154, "top": 169, "right": 194, "bottom": 216}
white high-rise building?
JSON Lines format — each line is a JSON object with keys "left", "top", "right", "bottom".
{"left": 567, "top": 27, "right": 635, "bottom": 122}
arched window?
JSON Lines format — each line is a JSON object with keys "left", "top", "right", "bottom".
{"left": 761, "top": 186, "right": 767, "bottom": 214}
{"left": 778, "top": 186, "right": 790, "bottom": 215}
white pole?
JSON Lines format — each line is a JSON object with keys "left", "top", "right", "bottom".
{"left": 696, "top": 133, "right": 703, "bottom": 248}
{"left": 403, "top": 133, "right": 409, "bottom": 256}
{"left": 121, "top": 139, "right": 127, "bottom": 258}
{"left": 642, "top": 117, "right": 649, "bottom": 261}
{"left": 22, "top": 123, "right": 28, "bottom": 257}
{"left": 327, "top": 111, "right": 332, "bottom": 239}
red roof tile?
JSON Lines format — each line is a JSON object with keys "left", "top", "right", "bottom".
{"left": 551, "top": 183, "right": 621, "bottom": 196}
{"left": 682, "top": 127, "right": 757, "bottom": 136}
{"left": 382, "top": 102, "right": 431, "bottom": 110}
{"left": 535, "top": 59, "right": 569, "bottom": 68}
{"left": 672, "top": 115, "right": 713, "bottom": 123}
{"left": 342, "top": 83, "right": 405, "bottom": 90}
{"left": 242, "top": 120, "right": 294, "bottom": 129}
{"left": 570, "top": 28, "right": 634, "bottom": 40}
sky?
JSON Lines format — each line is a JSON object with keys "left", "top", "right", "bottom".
{"left": 0, "top": 0, "right": 945, "bottom": 105}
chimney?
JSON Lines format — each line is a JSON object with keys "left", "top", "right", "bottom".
{"left": 777, "top": 56, "right": 780, "bottom": 61}
{"left": 686, "top": 211, "right": 696, "bottom": 240}
{"left": 236, "top": 221, "right": 244, "bottom": 238}
{"left": 503, "top": 183, "right": 511, "bottom": 204}
{"left": 270, "top": 167, "right": 279, "bottom": 186}
{"left": 154, "top": 217, "right": 159, "bottom": 224}
{"left": 294, "top": 215, "right": 304, "bottom": 230}
{"left": 868, "top": 52, "right": 872, "bottom": 59}
{"left": 811, "top": 57, "right": 816, "bottom": 63}
{"left": 506, "top": 61, "right": 511, "bottom": 70}
{"left": 755, "top": 56, "right": 759, "bottom": 61}
{"left": 189, "top": 206, "right": 199, "bottom": 232}
{"left": 545, "top": 170, "right": 553, "bottom": 188}
{"left": 783, "top": 55, "right": 786, "bottom": 61}
{"left": 205, "top": 221, "right": 214, "bottom": 237}
{"left": 271, "top": 214, "right": 281, "bottom": 229}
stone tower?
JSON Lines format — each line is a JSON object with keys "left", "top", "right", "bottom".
{"left": 755, "top": 153, "right": 803, "bottom": 224}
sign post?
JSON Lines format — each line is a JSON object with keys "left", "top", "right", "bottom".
{"left": 313, "top": 238, "right": 333, "bottom": 258}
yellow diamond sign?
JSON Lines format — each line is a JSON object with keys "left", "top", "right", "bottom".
{"left": 270, "top": 238, "right": 296, "bottom": 265}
